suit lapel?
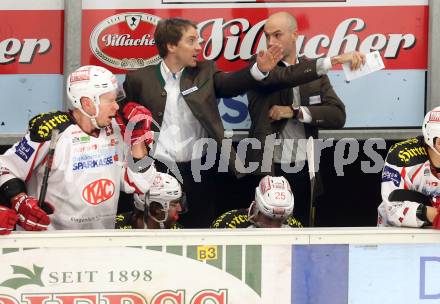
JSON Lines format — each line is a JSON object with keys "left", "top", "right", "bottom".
{"left": 274, "top": 61, "right": 294, "bottom": 107}
{"left": 180, "top": 66, "right": 211, "bottom": 112}
{"left": 299, "top": 85, "right": 311, "bottom": 106}
{"left": 155, "top": 63, "right": 165, "bottom": 88}
{"left": 297, "top": 57, "right": 312, "bottom": 106}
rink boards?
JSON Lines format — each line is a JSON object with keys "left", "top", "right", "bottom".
{"left": 0, "top": 228, "right": 438, "bottom": 304}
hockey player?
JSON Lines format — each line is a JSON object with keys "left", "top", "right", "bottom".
{"left": 0, "top": 65, "right": 156, "bottom": 230}
{"left": 378, "top": 107, "right": 440, "bottom": 228}
{"left": 115, "top": 172, "right": 184, "bottom": 229}
{"left": 211, "top": 175, "right": 302, "bottom": 228}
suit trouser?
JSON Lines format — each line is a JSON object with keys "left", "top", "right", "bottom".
{"left": 155, "top": 157, "right": 216, "bottom": 228}
{"left": 274, "top": 162, "right": 311, "bottom": 227}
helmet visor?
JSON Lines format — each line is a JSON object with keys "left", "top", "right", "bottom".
{"left": 175, "top": 193, "right": 188, "bottom": 214}
{"left": 116, "top": 84, "right": 126, "bottom": 103}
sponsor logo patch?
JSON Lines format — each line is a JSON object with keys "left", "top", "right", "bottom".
{"left": 69, "top": 66, "right": 91, "bottom": 83}
{"left": 382, "top": 166, "right": 401, "bottom": 186}
{"left": 29, "top": 112, "right": 71, "bottom": 142}
{"left": 72, "top": 135, "right": 91, "bottom": 145}
{"left": 397, "top": 146, "right": 427, "bottom": 163}
{"left": 15, "top": 138, "right": 35, "bottom": 162}
{"left": 429, "top": 111, "right": 440, "bottom": 123}
{"left": 73, "top": 155, "right": 114, "bottom": 171}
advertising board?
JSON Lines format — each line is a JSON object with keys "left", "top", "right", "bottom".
{"left": 0, "top": 0, "right": 64, "bottom": 134}
{"left": 82, "top": 0, "right": 428, "bottom": 128}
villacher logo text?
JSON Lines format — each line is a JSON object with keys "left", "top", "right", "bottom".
{"left": 90, "top": 13, "right": 162, "bottom": 70}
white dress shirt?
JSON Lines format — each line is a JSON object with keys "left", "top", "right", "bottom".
{"left": 154, "top": 62, "right": 207, "bottom": 163}
{"left": 154, "top": 61, "right": 267, "bottom": 163}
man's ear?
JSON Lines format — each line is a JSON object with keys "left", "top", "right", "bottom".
{"left": 434, "top": 137, "right": 440, "bottom": 151}
{"left": 80, "top": 97, "right": 96, "bottom": 115}
{"left": 167, "top": 42, "right": 177, "bottom": 54}
{"left": 291, "top": 29, "right": 298, "bottom": 41}
{"left": 80, "top": 97, "right": 92, "bottom": 108}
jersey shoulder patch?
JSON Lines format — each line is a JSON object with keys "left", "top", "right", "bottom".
{"left": 211, "top": 209, "right": 251, "bottom": 229}
{"left": 115, "top": 212, "right": 134, "bottom": 229}
{"left": 28, "top": 111, "right": 73, "bottom": 142}
{"left": 286, "top": 215, "right": 303, "bottom": 228}
{"left": 386, "top": 136, "right": 428, "bottom": 167}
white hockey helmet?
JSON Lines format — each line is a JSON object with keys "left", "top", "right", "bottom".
{"left": 133, "top": 173, "right": 183, "bottom": 224}
{"left": 422, "top": 106, "right": 440, "bottom": 155}
{"left": 66, "top": 65, "right": 125, "bottom": 128}
{"left": 253, "top": 175, "right": 294, "bottom": 220}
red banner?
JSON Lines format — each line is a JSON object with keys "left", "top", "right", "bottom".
{"left": 82, "top": 6, "right": 428, "bottom": 73}
{"left": 0, "top": 10, "right": 64, "bottom": 74}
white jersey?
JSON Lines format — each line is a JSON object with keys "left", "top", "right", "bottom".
{"left": 0, "top": 111, "right": 156, "bottom": 230}
{"left": 378, "top": 136, "right": 437, "bottom": 228}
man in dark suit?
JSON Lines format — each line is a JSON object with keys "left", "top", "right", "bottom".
{"left": 246, "top": 12, "right": 364, "bottom": 226}
{"left": 120, "top": 17, "right": 361, "bottom": 227}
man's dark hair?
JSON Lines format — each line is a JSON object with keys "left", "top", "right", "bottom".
{"left": 154, "top": 18, "right": 198, "bottom": 58}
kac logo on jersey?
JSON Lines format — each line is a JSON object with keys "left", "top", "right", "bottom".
{"left": 82, "top": 179, "right": 115, "bottom": 205}
{"left": 382, "top": 166, "right": 401, "bottom": 186}
{"left": 15, "top": 138, "right": 35, "bottom": 162}
{"left": 90, "top": 12, "right": 162, "bottom": 70}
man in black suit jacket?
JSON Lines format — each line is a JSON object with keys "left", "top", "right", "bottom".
{"left": 246, "top": 12, "right": 364, "bottom": 226}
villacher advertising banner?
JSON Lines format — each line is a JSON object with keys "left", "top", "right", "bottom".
{"left": 81, "top": 0, "right": 428, "bottom": 128}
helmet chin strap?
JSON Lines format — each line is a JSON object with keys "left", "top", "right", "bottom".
{"left": 247, "top": 201, "right": 287, "bottom": 228}
{"left": 147, "top": 208, "right": 168, "bottom": 229}
{"left": 247, "top": 202, "right": 258, "bottom": 226}
{"left": 428, "top": 142, "right": 440, "bottom": 157}
{"left": 90, "top": 117, "right": 100, "bottom": 130}
{"left": 79, "top": 98, "right": 102, "bottom": 130}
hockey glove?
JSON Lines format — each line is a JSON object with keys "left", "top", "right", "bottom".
{"left": 11, "top": 194, "right": 54, "bottom": 231}
{"left": 433, "top": 205, "right": 440, "bottom": 229}
{"left": 115, "top": 101, "right": 153, "bottom": 145}
{"left": 0, "top": 206, "right": 18, "bottom": 235}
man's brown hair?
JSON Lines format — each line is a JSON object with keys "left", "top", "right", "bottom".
{"left": 154, "top": 18, "right": 198, "bottom": 58}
